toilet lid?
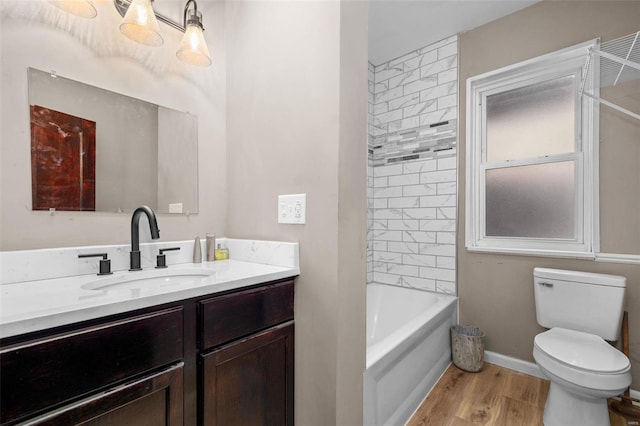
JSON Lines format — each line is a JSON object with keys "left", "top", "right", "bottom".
{"left": 534, "top": 328, "right": 630, "bottom": 374}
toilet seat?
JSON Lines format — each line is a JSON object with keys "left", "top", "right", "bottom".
{"left": 534, "top": 327, "right": 631, "bottom": 392}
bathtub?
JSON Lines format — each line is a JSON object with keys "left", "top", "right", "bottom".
{"left": 364, "top": 283, "right": 458, "bottom": 425}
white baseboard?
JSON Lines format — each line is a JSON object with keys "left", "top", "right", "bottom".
{"left": 484, "top": 351, "right": 640, "bottom": 400}
{"left": 484, "top": 350, "right": 545, "bottom": 379}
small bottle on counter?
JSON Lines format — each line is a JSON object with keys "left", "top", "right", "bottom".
{"left": 214, "top": 243, "right": 229, "bottom": 260}
{"left": 206, "top": 233, "right": 216, "bottom": 261}
{"left": 193, "top": 236, "right": 202, "bottom": 263}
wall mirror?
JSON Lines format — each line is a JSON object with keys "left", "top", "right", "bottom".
{"left": 28, "top": 67, "right": 198, "bottom": 214}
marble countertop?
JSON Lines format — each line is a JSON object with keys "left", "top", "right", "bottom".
{"left": 0, "top": 239, "right": 299, "bottom": 339}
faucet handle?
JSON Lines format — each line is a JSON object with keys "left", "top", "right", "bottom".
{"left": 156, "top": 247, "right": 181, "bottom": 269}
{"left": 78, "top": 253, "right": 113, "bottom": 275}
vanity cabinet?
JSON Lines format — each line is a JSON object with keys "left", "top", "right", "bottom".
{"left": 0, "top": 278, "right": 295, "bottom": 426}
{"left": 198, "top": 281, "right": 295, "bottom": 426}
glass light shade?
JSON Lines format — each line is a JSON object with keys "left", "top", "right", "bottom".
{"left": 119, "top": 0, "right": 164, "bottom": 47}
{"left": 176, "top": 19, "right": 212, "bottom": 67}
{"left": 49, "top": 0, "right": 97, "bottom": 19}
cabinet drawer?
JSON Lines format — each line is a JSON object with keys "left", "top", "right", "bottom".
{"left": 1, "top": 307, "right": 183, "bottom": 424}
{"left": 199, "top": 281, "right": 293, "bottom": 350}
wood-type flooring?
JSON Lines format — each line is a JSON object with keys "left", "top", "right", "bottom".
{"left": 407, "top": 363, "right": 549, "bottom": 426}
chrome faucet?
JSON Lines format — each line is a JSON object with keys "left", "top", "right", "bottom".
{"left": 130, "top": 205, "right": 160, "bottom": 271}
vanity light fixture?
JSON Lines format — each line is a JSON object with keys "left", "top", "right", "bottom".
{"left": 114, "top": 0, "right": 212, "bottom": 67}
{"left": 49, "top": 0, "right": 97, "bottom": 19}
{"left": 119, "top": 0, "right": 164, "bottom": 47}
{"left": 176, "top": 0, "right": 212, "bottom": 67}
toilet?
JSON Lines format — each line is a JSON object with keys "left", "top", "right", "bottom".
{"left": 532, "top": 267, "right": 631, "bottom": 426}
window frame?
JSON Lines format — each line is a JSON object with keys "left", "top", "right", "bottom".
{"left": 465, "top": 40, "right": 599, "bottom": 258}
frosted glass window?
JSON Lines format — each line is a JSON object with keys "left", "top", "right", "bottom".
{"left": 486, "top": 76, "right": 576, "bottom": 163}
{"left": 485, "top": 162, "right": 575, "bottom": 238}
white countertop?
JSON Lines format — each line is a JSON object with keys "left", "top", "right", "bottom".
{"left": 0, "top": 239, "right": 299, "bottom": 339}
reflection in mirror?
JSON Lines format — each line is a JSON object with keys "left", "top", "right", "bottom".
{"left": 28, "top": 68, "right": 198, "bottom": 214}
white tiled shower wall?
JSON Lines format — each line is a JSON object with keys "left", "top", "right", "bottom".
{"left": 367, "top": 35, "right": 458, "bottom": 295}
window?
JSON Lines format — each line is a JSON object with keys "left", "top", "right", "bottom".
{"left": 466, "top": 40, "right": 598, "bottom": 257}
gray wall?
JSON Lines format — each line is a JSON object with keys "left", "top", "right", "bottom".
{"left": 225, "top": 1, "right": 368, "bottom": 424}
{"left": 458, "top": 0, "right": 640, "bottom": 388}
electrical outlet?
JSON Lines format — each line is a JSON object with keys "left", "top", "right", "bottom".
{"left": 278, "top": 194, "right": 306, "bottom": 224}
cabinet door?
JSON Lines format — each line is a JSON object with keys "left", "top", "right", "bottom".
{"left": 201, "top": 322, "right": 294, "bottom": 426}
{"left": 21, "top": 363, "right": 184, "bottom": 426}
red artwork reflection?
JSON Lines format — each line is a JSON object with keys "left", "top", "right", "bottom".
{"left": 30, "top": 105, "right": 96, "bottom": 211}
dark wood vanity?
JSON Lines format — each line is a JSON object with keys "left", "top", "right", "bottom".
{"left": 0, "top": 278, "right": 295, "bottom": 425}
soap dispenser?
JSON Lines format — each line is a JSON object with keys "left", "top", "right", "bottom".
{"left": 193, "top": 236, "right": 202, "bottom": 263}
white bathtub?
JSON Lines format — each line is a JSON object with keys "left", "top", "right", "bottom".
{"left": 364, "top": 283, "right": 458, "bottom": 426}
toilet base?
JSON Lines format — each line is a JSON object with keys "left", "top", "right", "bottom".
{"left": 543, "top": 382, "right": 610, "bottom": 426}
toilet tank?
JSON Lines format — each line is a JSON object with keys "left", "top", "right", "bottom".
{"left": 533, "top": 268, "right": 626, "bottom": 341}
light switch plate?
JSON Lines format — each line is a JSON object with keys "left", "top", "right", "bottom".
{"left": 278, "top": 193, "right": 306, "bottom": 224}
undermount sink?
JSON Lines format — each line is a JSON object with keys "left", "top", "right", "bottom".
{"left": 82, "top": 268, "right": 215, "bottom": 292}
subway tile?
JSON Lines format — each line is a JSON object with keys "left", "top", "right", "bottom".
{"left": 372, "top": 230, "right": 403, "bottom": 241}
{"left": 390, "top": 49, "right": 420, "bottom": 68}
{"left": 403, "top": 208, "right": 437, "bottom": 220}
{"left": 388, "top": 92, "right": 421, "bottom": 110}
{"left": 403, "top": 230, "right": 437, "bottom": 243}
{"left": 403, "top": 100, "right": 437, "bottom": 119}
{"left": 388, "top": 116, "right": 420, "bottom": 133}
{"left": 374, "top": 163, "right": 403, "bottom": 177}
{"left": 402, "top": 253, "right": 436, "bottom": 267}
{"left": 437, "top": 207, "right": 457, "bottom": 220}
{"left": 373, "top": 176, "right": 388, "bottom": 187}
{"left": 437, "top": 232, "right": 456, "bottom": 244}
{"left": 401, "top": 276, "right": 436, "bottom": 292}
{"left": 420, "top": 267, "right": 456, "bottom": 282}
{"left": 387, "top": 263, "right": 420, "bottom": 277}
{"left": 420, "top": 194, "right": 456, "bottom": 208}
{"left": 436, "top": 256, "right": 456, "bottom": 269}
{"left": 374, "top": 81, "right": 389, "bottom": 94}
{"left": 438, "top": 68, "right": 457, "bottom": 85}
{"left": 373, "top": 124, "right": 387, "bottom": 136}
{"left": 419, "top": 243, "right": 456, "bottom": 257}
{"left": 372, "top": 219, "right": 388, "bottom": 230}
{"left": 388, "top": 173, "right": 420, "bottom": 186}
{"left": 403, "top": 184, "right": 437, "bottom": 196}
{"left": 437, "top": 156, "right": 457, "bottom": 170}
{"left": 374, "top": 272, "right": 401, "bottom": 286}
{"left": 372, "top": 241, "right": 388, "bottom": 251}
{"left": 388, "top": 69, "right": 420, "bottom": 90}
{"left": 420, "top": 219, "right": 456, "bottom": 231}
{"left": 374, "top": 186, "right": 403, "bottom": 198}
{"left": 373, "top": 262, "right": 388, "bottom": 273}
{"left": 419, "top": 108, "right": 456, "bottom": 127}
{"left": 404, "top": 49, "right": 438, "bottom": 72}
{"left": 375, "top": 86, "right": 404, "bottom": 104}
{"left": 437, "top": 93, "right": 457, "bottom": 110}
{"left": 420, "top": 56, "right": 457, "bottom": 78}
{"left": 421, "top": 82, "right": 456, "bottom": 102}
{"left": 374, "top": 102, "right": 389, "bottom": 115}
{"left": 375, "top": 64, "right": 404, "bottom": 82}
{"left": 436, "top": 280, "right": 456, "bottom": 294}
{"left": 404, "top": 159, "right": 437, "bottom": 174}
{"left": 388, "top": 241, "right": 420, "bottom": 254}
{"left": 420, "top": 169, "right": 457, "bottom": 184}
{"left": 437, "top": 182, "right": 457, "bottom": 195}
{"left": 373, "top": 208, "right": 403, "bottom": 220}
{"left": 437, "top": 42, "right": 458, "bottom": 59}
{"left": 404, "top": 74, "right": 438, "bottom": 95}
{"left": 374, "top": 108, "right": 403, "bottom": 126}
{"left": 388, "top": 197, "right": 420, "bottom": 209}
{"left": 373, "top": 251, "right": 402, "bottom": 263}
{"left": 387, "top": 219, "right": 420, "bottom": 231}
